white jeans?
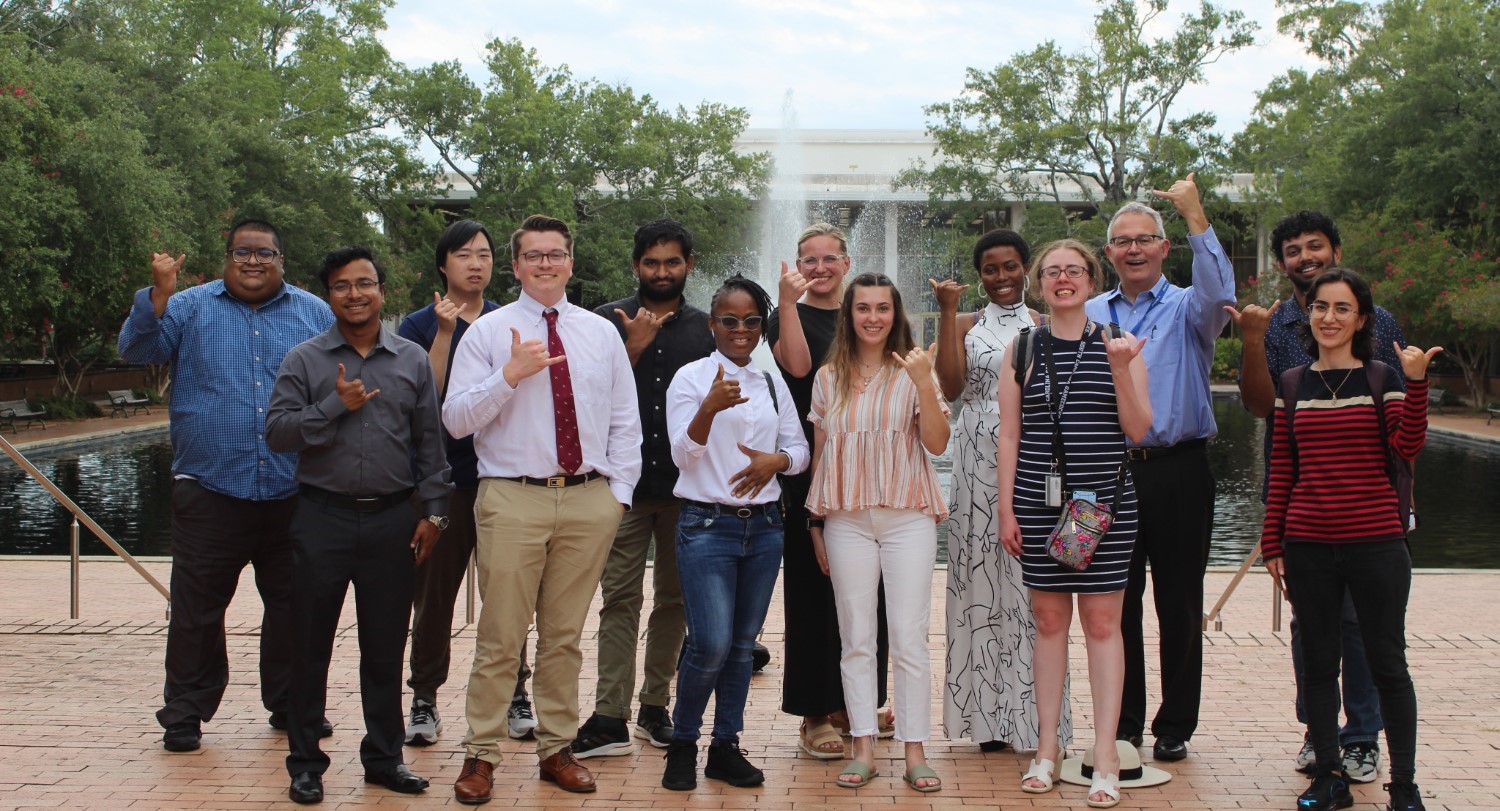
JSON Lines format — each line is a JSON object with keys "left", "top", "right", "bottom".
{"left": 824, "top": 507, "right": 937, "bottom": 743}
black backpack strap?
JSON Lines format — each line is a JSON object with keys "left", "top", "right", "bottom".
{"left": 1012, "top": 327, "right": 1032, "bottom": 385}
{"left": 1279, "top": 365, "right": 1307, "bottom": 484}
{"left": 763, "top": 371, "right": 779, "bottom": 414}
{"left": 1364, "top": 361, "right": 1391, "bottom": 465}
{"left": 1107, "top": 322, "right": 1124, "bottom": 340}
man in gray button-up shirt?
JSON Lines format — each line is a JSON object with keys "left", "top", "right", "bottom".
{"left": 267, "top": 246, "right": 452, "bottom": 803}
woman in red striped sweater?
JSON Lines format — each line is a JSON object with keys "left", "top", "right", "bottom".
{"left": 1260, "top": 268, "right": 1439, "bottom": 811}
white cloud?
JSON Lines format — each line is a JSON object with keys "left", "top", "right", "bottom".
{"left": 379, "top": 0, "right": 1326, "bottom": 135}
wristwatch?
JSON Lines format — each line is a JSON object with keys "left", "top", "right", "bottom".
{"left": 425, "top": 515, "right": 449, "bottom": 530}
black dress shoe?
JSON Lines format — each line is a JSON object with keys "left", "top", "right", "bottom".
{"left": 289, "top": 772, "right": 324, "bottom": 804}
{"left": 978, "top": 740, "right": 1010, "bottom": 753}
{"left": 163, "top": 721, "right": 201, "bottom": 752}
{"left": 1118, "top": 733, "right": 1143, "bottom": 748}
{"left": 269, "top": 712, "right": 334, "bottom": 738}
{"left": 364, "top": 763, "right": 430, "bottom": 794}
{"left": 1153, "top": 735, "right": 1189, "bottom": 761}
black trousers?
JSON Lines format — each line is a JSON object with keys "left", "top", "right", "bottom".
{"left": 1284, "top": 540, "right": 1417, "bottom": 781}
{"left": 408, "top": 488, "right": 530, "bottom": 705}
{"left": 157, "top": 480, "right": 295, "bottom": 728}
{"left": 285, "top": 497, "right": 416, "bottom": 776}
{"left": 779, "top": 473, "right": 888, "bottom": 717}
{"left": 1119, "top": 443, "right": 1215, "bottom": 742}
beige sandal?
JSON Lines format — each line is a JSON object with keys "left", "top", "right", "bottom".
{"left": 798, "top": 720, "right": 844, "bottom": 759}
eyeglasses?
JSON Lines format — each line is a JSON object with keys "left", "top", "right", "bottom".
{"left": 329, "top": 279, "right": 381, "bottom": 296}
{"left": 1039, "top": 265, "right": 1089, "bottom": 280}
{"left": 796, "top": 254, "right": 846, "bottom": 269}
{"left": 227, "top": 248, "right": 281, "bottom": 264}
{"left": 519, "top": 250, "right": 571, "bottom": 266}
{"left": 1308, "top": 301, "right": 1359, "bottom": 320}
{"left": 713, "top": 315, "right": 764, "bottom": 331}
{"left": 1107, "top": 234, "right": 1166, "bottom": 249}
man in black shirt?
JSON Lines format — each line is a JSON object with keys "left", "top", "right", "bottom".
{"left": 267, "top": 246, "right": 453, "bottom": 803}
{"left": 572, "top": 220, "right": 714, "bottom": 756}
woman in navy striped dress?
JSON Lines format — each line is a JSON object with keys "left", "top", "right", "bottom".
{"left": 997, "top": 239, "right": 1151, "bottom": 808}
{"left": 1260, "top": 268, "right": 1436, "bottom": 811}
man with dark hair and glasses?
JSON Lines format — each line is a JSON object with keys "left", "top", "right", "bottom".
{"left": 267, "top": 246, "right": 452, "bottom": 803}
{"left": 1228, "top": 209, "right": 1407, "bottom": 784}
{"left": 571, "top": 220, "right": 715, "bottom": 758}
{"left": 119, "top": 219, "right": 334, "bottom": 753}
{"left": 446, "top": 214, "right": 642, "bottom": 800}
{"left": 1084, "top": 174, "right": 1236, "bottom": 763}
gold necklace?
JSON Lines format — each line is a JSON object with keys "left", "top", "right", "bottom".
{"left": 857, "top": 362, "right": 882, "bottom": 389}
{"left": 1320, "top": 367, "right": 1357, "bottom": 405}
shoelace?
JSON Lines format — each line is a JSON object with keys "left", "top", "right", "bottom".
{"left": 411, "top": 705, "right": 436, "bottom": 725}
{"left": 510, "top": 701, "right": 535, "bottom": 720}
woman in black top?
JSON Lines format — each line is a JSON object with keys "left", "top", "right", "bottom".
{"left": 765, "top": 222, "right": 890, "bottom": 758}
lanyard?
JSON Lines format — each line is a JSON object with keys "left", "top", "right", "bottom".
{"left": 1041, "top": 326, "right": 1090, "bottom": 424}
{"left": 1108, "top": 294, "right": 1162, "bottom": 337}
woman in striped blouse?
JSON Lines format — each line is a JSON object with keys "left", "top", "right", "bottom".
{"left": 806, "top": 272, "right": 949, "bottom": 793}
{"left": 997, "top": 239, "right": 1151, "bottom": 808}
{"left": 1260, "top": 268, "right": 1437, "bottom": 811}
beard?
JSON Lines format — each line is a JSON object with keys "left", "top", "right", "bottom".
{"left": 638, "top": 277, "right": 685, "bottom": 303}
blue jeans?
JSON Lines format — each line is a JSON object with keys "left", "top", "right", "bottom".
{"left": 670, "top": 502, "right": 784, "bottom": 743}
{"left": 1291, "top": 591, "right": 1383, "bottom": 746}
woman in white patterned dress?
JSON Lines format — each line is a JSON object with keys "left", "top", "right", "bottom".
{"left": 933, "top": 229, "right": 1070, "bottom": 752}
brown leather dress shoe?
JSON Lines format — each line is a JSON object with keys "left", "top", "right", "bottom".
{"left": 453, "top": 757, "right": 494, "bottom": 805}
{"left": 539, "top": 747, "right": 597, "bottom": 793}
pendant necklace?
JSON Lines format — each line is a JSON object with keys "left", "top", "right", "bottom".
{"left": 857, "top": 362, "right": 882, "bottom": 390}
{"left": 1321, "top": 367, "right": 1357, "bottom": 405}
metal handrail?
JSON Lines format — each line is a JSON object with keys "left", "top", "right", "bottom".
{"left": 0, "top": 433, "right": 170, "bottom": 617}
{"left": 1203, "top": 544, "right": 1284, "bottom": 632}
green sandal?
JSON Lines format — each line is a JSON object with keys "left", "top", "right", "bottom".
{"left": 904, "top": 764, "right": 942, "bottom": 793}
{"left": 835, "top": 760, "right": 879, "bottom": 789}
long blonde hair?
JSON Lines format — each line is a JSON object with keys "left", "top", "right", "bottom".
{"left": 822, "top": 273, "right": 915, "bottom": 415}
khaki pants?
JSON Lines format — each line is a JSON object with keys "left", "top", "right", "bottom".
{"left": 593, "top": 495, "right": 685, "bottom": 719}
{"left": 462, "top": 477, "right": 623, "bottom": 762}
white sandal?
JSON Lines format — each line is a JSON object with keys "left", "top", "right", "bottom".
{"left": 1086, "top": 771, "right": 1121, "bottom": 808}
{"left": 1020, "top": 758, "right": 1058, "bottom": 794}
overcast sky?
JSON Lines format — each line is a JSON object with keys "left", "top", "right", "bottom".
{"left": 380, "top": 0, "right": 1323, "bottom": 139}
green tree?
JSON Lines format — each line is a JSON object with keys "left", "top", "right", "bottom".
{"left": 900, "top": 0, "right": 1255, "bottom": 212}
{"left": 389, "top": 39, "right": 769, "bottom": 307}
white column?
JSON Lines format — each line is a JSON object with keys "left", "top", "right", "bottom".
{"left": 884, "top": 204, "right": 899, "bottom": 285}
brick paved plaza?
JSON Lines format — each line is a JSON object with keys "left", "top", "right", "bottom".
{"left": 1, "top": 557, "right": 1495, "bottom": 810}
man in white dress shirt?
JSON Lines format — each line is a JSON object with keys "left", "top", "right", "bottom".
{"left": 443, "top": 215, "right": 642, "bottom": 802}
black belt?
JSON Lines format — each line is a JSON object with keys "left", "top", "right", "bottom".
{"left": 1126, "top": 437, "right": 1208, "bottom": 462}
{"left": 498, "top": 471, "right": 603, "bottom": 488}
{"left": 683, "top": 499, "right": 780, "bottom": 519}
{"left": 299, "top": 485, "right": 413, "bottom": 512}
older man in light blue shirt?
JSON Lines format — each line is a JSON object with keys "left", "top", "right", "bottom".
{"left": 1085, "top": 173, "right": 1234, "bottom": 763}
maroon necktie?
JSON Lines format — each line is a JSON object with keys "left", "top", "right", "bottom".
{"left": 543, "top": 309, "right": 583, "bottom": 475}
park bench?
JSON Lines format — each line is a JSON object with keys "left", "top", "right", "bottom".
{"left": 1429, "top": 386, "right": 1448, "bottom": 415}
{"left": 0, "top": 399, "right": 47, "bottom": 433}
{"left": 108, "top": 389, "right": 151, "bottom": 418}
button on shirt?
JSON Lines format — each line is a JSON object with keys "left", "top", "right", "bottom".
{"left": 1086, "top": 226, "right": 1236, "bottom": 448}
{"left": 595, "top": 296, "right": 715, "bottom": 500}
{"left": 264, "top": 323, "right": 452, "bottom": 516}
{"left": 117, "top": 281, "right": 334, "bottom": 501}
{"left": 442, "top": 293, "right": 643, "bottom": 507}
{"left": 668, "top": 352, "right": 809, "bottom": 506}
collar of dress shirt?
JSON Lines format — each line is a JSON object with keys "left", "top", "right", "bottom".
{"left": 708, "top": 349, "right": 762, "bottom": 378}
{"left": 1102, "top": 271, "right": 1171, "bottom": 307}
{"left": 209, "top": 278, "right": 291, "bottom": 307}
{"left": 310, "top": 321, "right": 398, "bottom": 356}
{"left": 515, "top": 290, "right": 573, "bottom": 325}
{"left": 626, "top": 293, "right": 685, "bottom": 323}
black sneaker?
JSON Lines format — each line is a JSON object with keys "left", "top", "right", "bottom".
{"left": 661, "top": 740, "right": 697, "bottom": 791}
{"left": 571, "top": 713, "right": 633, "bottom": 758}
{"left": 1385, "top": 779, "right": 1427, "bottom": 811}
{"left": 634, "top": 704, "right": 674, "bottom": 749}
{"left": 751, "top": 642, "right": 771, "bottom": 672}
{"left": 163, "top": 720, "right": 201, "bottom": 752}
{"left": 705, "top": 739, "right": 764, "bottom": 787}
{"left": 1298, "top": 771, "right": 1354, "bottom": 810}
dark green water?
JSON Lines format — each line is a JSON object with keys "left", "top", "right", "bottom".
{"left": 2, "top": 400, "right": 1497, "bottom": 567}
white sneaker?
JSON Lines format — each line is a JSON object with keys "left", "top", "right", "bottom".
{"left": 1341, "top": 741, "right": 1381, "bottom": 783}
{"left": 1294, "top": 732, "right": 1317, "bottom": 774}
{"left": 405, "top": 699, "right": 441, "bottom": 746}
{"left": 507, "top": 697, "right": 539, "bottom": 740}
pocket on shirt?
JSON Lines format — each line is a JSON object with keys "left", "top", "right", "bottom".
{"left": 565, "top": 359, "right": 610, "bottom": 406}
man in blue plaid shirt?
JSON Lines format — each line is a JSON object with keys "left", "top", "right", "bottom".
{"left": 118, "top": 220, "right": 333, "bottom": 753}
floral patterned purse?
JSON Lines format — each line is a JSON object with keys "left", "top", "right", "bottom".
{"left": 1046, "top": 497, "right": 1115, "bottom": 571}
